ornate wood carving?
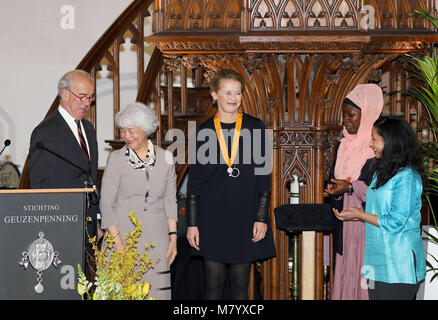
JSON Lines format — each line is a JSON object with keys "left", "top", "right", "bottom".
{"left": 157, "top": 0, "right": 436, "bottom": 32}
{"left": 164, "top": 0, "right": 242, "bottom": 30}
{"left": 153, "top": 38, "right": 433, "bottom": 53}
{"left": 146, "top": 45, "right": 433, "bottom": 299}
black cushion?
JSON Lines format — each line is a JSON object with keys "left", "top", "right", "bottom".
{"left": 274, "top": 204, "right": 333, "bottom": 232}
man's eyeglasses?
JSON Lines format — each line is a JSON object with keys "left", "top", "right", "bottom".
{"left": 65, "top": 88, "right": 95, "bottom": 103}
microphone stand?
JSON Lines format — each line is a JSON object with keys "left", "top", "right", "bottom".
{"left": 0, "top": 140, "right": 11, "bottom": 179}
{"left": 36, "top": 142, "right": 100, "bottom": 205}
{"left": 84, "top": 179, "right": 99, "bottom": 206}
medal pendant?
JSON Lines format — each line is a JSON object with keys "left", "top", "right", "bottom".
{"left": 34, "top": 282, "right": 44, "bottom": 294}
{"left": 228, "top": 167, "right": 240, "bottom": 178}
{"left": 19, "top": 232, "right": 61, "bottom": 295}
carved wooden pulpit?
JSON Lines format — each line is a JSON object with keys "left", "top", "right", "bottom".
{"left": 145, "top": 0, "right": 437, "bottom": 300}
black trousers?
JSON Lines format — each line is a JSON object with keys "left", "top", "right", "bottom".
{"left": 368, "top": 280, "right": 421, "bottom": 300}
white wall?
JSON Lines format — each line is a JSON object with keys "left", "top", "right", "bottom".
{"left": 417, "top": 226, "right": 438, "bottom": 300}
{"left": 0, "top": 0, "right": 134, "bottom": 173}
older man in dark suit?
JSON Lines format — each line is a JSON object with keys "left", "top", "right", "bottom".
{"left": 29, "top": 69, "right": 102, "bottom": 276}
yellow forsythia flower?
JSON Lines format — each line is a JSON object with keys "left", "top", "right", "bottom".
{"left": 77, "top": 283, "right": 83, "bottom": 296}
{"left": 129, "top": 211, "right": 138, "bottom": 225}
{"left": 77, "top": 211, "right": 158, "bottom": 300}
{"left": 129, "top": 284, "right": 136, "bottom": 295}
{"left": 136, "top": 283, "right": 143, "bottom": 298}
{"left": 142, "top": 283, "right": 150, "bottom": 297}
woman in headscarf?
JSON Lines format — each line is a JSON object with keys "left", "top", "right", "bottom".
{"left": 325, "top": 84, "right": 383, "bottom": 300}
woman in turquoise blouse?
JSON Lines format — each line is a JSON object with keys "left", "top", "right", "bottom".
{"left": 334, "top": 116, "right": 426, "bottom": 300}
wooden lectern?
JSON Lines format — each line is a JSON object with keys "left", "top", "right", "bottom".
{"left": 274, "top": 203, "right": 332, "bottom": 300}
{"left": 0, "top": 188, "right": 93, "bottom": 300}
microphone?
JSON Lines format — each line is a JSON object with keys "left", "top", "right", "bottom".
{"left": 0, "top": 139, "right": 11, "bottom": 157}
{"left": 36, "top": 142, "right": 100, "bottom": 203}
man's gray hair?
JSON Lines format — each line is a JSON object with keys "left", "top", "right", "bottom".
{"left": 57, "top": 70, "right": 92, "bottom": 98}
{"left": 115, "top": 102, "right": 159, "bottom": 135}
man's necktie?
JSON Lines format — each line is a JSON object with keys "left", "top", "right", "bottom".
{"left": 75, "top": 120, "right": 90, "bottom": 162}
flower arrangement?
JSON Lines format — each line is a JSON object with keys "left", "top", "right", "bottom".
{"left": 77, "top": 211, "right": 157, "bottom": 299}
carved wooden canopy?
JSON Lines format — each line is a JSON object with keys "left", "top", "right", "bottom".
{"left": 149, "top": 0, "right": 437, "bottom": 52}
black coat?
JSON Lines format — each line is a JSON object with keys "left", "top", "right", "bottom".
{"left": 187, "top": 113, "right": 276, "bottom": 263}
{"left": 29, "top": 109, "right": 99, "bottom": 239}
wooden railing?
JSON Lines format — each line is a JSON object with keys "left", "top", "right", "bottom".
{"left": 20, "top": 0, "right": 155, "bottom": 188}
{"left": 19, "top": 0, "right": 217, "bottom": 190}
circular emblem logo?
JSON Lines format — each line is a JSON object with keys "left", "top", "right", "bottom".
{"left": 27, "top": 232, "right": 54, "bottom": 271}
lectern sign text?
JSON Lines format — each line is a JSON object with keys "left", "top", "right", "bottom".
{"left": 0, "top": 190, "right": 86, "bottom": 300}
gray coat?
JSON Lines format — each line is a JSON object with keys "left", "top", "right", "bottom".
{"left": 100, "top": 146, "right": 177, "bottom": 299}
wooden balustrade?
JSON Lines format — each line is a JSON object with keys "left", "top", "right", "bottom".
{"left": 19, "top": 0, "right": 156, "bottom": 188}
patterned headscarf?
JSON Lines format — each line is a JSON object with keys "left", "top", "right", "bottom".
{"left": 334, "top": 84, "right": 383, "bottom": 181}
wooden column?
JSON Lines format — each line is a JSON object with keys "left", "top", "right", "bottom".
{"left": 301, "top": 231, "right": 315, "bottom": 300}
{"left": 167, "top": 69, "right": 174, "bottom": 133}
{"left": 268, "top": 142, "right": 281, "bottom": 299}
{"left": 180, "top": 65, "right": 187, "bottom": 115}
{"left": 155, "top": 73, "right": 162, "bottom": 147}
{"left": 112, "top": 39, "right": 121, "bottom": 140}
{"left": 153, "top": 0, "right": 163, "bottom": 33}
{"left": 315, "top": 232, "right": 324, "bottom": 299}
{"left": 136, "top": 13, "right": 145, "bottom": 88}
{"left": 314, "top": 135, "right": 326, "bottom": 300}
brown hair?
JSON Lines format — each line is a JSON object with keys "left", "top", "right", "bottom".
{"left": 209, "top": 69, "right": 245, "bottom": 93}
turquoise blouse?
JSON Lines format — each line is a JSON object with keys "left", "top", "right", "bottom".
{"left": 363, "top": 167, "right": 426, "bottom": 284}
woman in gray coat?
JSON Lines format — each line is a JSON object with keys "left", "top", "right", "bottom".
{"left": 100, "top": 102, "right": 178, "bottom": 300}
